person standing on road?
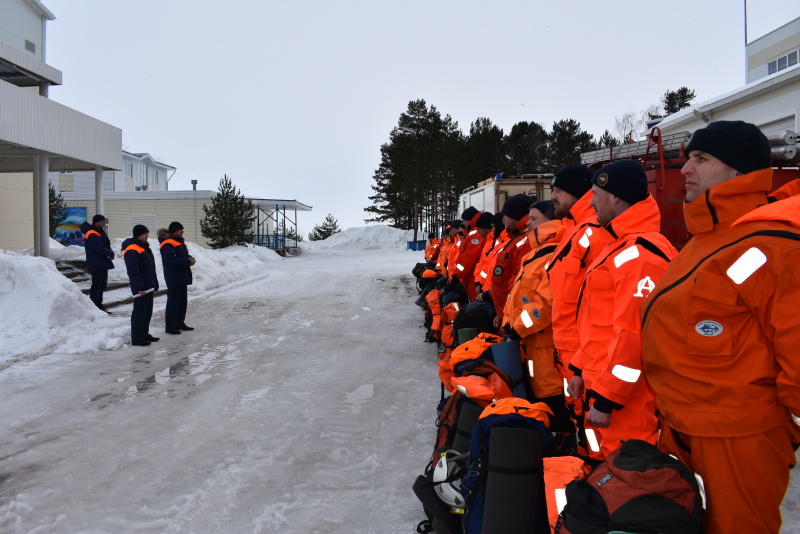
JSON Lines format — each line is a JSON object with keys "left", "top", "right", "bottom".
{"left": 641, "top": 120, "right": 800, "bottom": 533}
{"left": 158, "top": 221, "right": 196, "bottom": 335}
{"left": 79, "top": 214, "right": 115, "bottom": 313}
{"left": 122, "top": 225, "right": 159, "bottom": 347}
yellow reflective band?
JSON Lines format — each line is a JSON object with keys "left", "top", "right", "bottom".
{"left": 555, "top": 488, "right": 567, "bottom": 515}
{"left": 611, "top": 364, "right": 641, "bottom": 383}
{"left": 694, "top": 473, "right": 707, "bottom": 510}
{"left": 614, "top": 245, "right": 640, "bottom": 268}
{"left": 726, "top": 247, "right": 767, "bottom": 284}
{"left": 521, "top": 310, "right": 534, "bottom": 329}
{"left": 563, "top": 378, "right": 570, "bottom": 397}
{"left": 528, "top": 360, "right": 534, "bottom": 378}
{"left": 578, "top": 227, "right": 593, "bottom": 248}
{"left": 585, "top": 429, "right": 600, "bottom": 452}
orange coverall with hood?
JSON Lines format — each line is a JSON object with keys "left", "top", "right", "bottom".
{"left": 436, "top": 235, "right": 453, "bottom": 276}
{"left": 546, "top": 192, "right": 614, "bottom": 394}
{"left": 571, "top": 194, "right": 676, "bottom": 462}
{"left": 451, "top": 211, "right": 486, "bottom": 300}
{"left": 490, "top": 215, "right": 531, "bottom": 324}
{"left": 473, "top": 230, "right": 495, "bottom": 291}
{"left": 641, "top": 169, "right": 800, "bottom": 534}
{"left": 424, "top": 237, "right": 441, "bottom": 263}
{"left": 502, "top": 219, "right": 568, "bottom": 423}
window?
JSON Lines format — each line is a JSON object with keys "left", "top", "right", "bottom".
{"left": 127, "top": 163, "right": 134, "bottom": 178}
{"left": 154, "top": 170, "right": 159, "bottom": 184}
{"left": 138, "top": 163, "right": 147, "bottom": 187}
{"left": 767, "top": 48, "right": 800, "bottom": 75}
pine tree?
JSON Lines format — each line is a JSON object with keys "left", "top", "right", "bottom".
{"left": 308, "top": 214, "right": 341, "bottom": 241}
{"left": 48, "top": 182, "right": 69, "bottom": 240}
{"left": 199, "top": 175, "right": 256, "bottom": 249}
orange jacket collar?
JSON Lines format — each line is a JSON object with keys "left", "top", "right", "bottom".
{"left": 528, "top": 218, "right": 564, "bottom": 250}
{"left": 606, "top": 194, "right": 661, "bottom": 239}
{"left": 568, "top": 190, "right": 597, "bottom": 225}
{"left": 683, "top": 168, "right": 772, "bottom": 235}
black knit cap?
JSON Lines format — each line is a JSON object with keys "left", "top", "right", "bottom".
{"left": 531, "top": 200, "right": 556, "bottom": 221}
{"left": 461, "top": 206, "right": 479, "bottom": 222}
{"left": 475, "top": 212, "right": 493, "bottom": 229}
{"left": 684, "top": 120, "right": 771, "bottom": 174}
{"left": 551, "top": 164, "right": 593, "bottom": 199}
{"left": 168, "top": 221, "right": 184, "bottom": 233}
{"left": 132, "top": 224, "right": 149, "bottom": 238}
{"left": 491, "top": 212, "right": 504, "bottom": 230}
{"left": 502, "top": 194, "right": 534, "bottom": 221}
{"left": 92, "top": 214, "right": 107, "bottom": 224}
{"left": 591, "top": 159, "right": 649, "bottom": 205}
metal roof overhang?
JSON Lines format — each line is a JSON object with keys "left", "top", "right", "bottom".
{"left": 249, "top": 198, "right": 313, "bottom": 212}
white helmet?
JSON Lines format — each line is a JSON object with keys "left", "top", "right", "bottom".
{"left": 433, "top": 450, "right": 467, "bottom": 509}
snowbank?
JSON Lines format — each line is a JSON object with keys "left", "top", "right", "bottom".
{"left": 0, "top": 240, "right": 283, "bottom": 367}
{"left": 300, "top": 225, "right": 417, "bottom": 251}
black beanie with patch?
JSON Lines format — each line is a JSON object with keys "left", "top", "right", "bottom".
{"left": 591, "top": 159, "right": 649, "bottom": 205}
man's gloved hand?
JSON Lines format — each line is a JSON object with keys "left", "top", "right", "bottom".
{"left": 503, "top": 325, "right": 522, "bottom": 340}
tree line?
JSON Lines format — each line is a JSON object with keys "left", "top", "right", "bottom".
{"left": 366, "top": 88, "right": 695, "bottom": 236}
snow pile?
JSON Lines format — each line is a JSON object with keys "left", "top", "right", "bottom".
{"left": 0, "top": 250, "right": 126, "bottom": 365}
{"left": 0, "top": 239, "right": 283, "bottom": 367}
{"left": 301, "top": 225, "right": 418, "bottom": 251}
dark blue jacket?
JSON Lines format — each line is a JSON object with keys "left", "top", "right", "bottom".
{"left": 122, "top": 237, "right": 159, "bottom": 295}
{"left": 80, "top": 221, "right": 115, "bottom": 272}
{"left": 157, "top": 229, "right": 193, "bottom": 288}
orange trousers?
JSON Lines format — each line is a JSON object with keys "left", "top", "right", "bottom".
{"left": 658, "top": 417, "right": 800, "bottom": 534}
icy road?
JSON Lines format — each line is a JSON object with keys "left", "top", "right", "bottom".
{"left": 0, "top": 243, "right": 798, "bottom": 533}
{"left": 0, "top": 249, "right": 439, "bottom": 533}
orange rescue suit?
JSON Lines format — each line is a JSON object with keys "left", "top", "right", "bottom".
{"left": 546, "top": 192, "right": 614, "bottom": 393}
{"left": 424, "top": 237, "right": 441, "bottom": 263}
{"left": 571, "top": 195, "right": 676, "bottom": 461}
{"left": 641, "top": 169, "right": 800, "bottom": 533}
{"left": 435, "top": 235, "right": 453, "bottom": 276}
{"left": 489, "top": 215, "right": 531, "bottom": 324}
{"left": 502, "top": 218, "right": 565, "bottom": 400}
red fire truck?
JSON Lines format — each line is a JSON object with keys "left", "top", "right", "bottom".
{"left": 580, "top": 127, "right": 800, "bottom": 248}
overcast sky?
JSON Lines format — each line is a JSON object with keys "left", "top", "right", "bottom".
{"left": 43, "top": 0, "right": 800, "bottom": 234}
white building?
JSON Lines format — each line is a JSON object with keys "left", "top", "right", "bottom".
{"left": 51, "top": 150, "right": 177, "bottom": 195}
{"left": 656, "top": 16, "right": 800, "bottom": 139}
{"left": 0, "top": 0, "right": 121, "bottom": 254}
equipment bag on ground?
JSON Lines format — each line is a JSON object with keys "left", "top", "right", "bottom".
{"left": 557, "top": 438, "right": 703, "bottom": 534}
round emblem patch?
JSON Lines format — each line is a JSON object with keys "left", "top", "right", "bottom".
{"left": 471, "top": 238, "right": 480, "bottom": 245}
{"left": 521, "top": 296, "right": 530, "bottom": 304}
{"left": 695, "top": 320, "right": 723, "bottom": 337}
{"left": 532, "top": 309, "right": 541, "bottom": 320}
{"left": 596, "top": 173, "right": 609, "bottom": 187}
{"left": 493, "top": 266, "right": 504, "bottom": 276}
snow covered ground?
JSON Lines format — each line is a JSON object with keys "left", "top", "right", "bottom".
{"left": 0, "top": 226, "right": 798, "bottom": 533}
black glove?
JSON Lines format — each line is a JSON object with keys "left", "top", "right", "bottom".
{"left": 504, "top": 325, "right": 522, "bottom": 340}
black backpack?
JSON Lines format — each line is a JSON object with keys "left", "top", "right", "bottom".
{"left": 557, "top": 439, "right": 703, "bottom": 534}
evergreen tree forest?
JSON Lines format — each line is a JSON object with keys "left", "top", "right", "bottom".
{"left": 365, "top": 99, "right": 603, "bottom": 236}
{"left": 367, "top": 89, "right": 694, "bottom": 236}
